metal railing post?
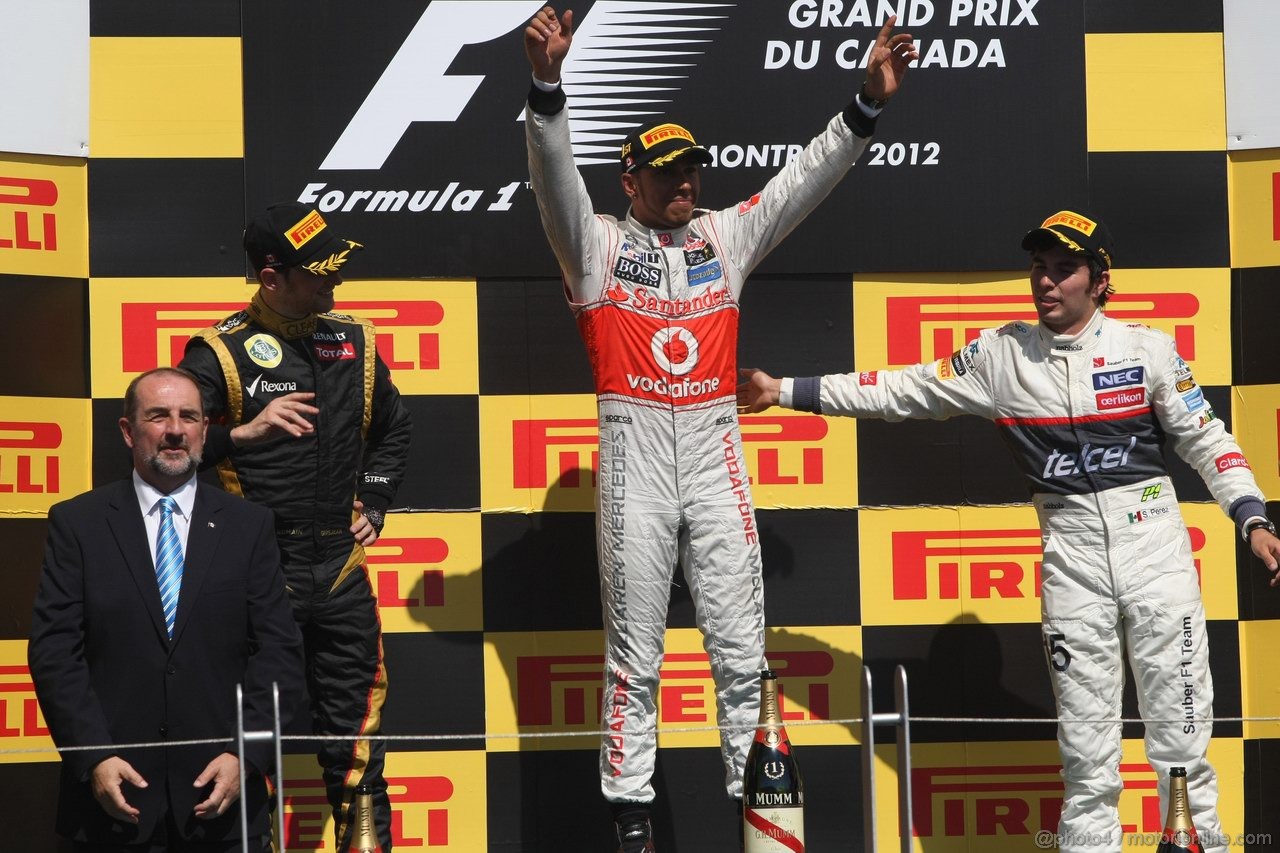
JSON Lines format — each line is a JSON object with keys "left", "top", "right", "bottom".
{"left": 861, "top": 666, "right": 876, "bottom": 853}
{"left": 894, "top": 665, "right": 912, "bottom": 853}
{"left": 274, "top": 682, "right": 286, "bottom": 852}
{"left": 237, "top": 684, "right": 250, "bottom": 853}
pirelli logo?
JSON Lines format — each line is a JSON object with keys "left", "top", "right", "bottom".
{"left": 0, "top": 643, "right": 57, "bottom": 764}
{"left": 641, "top": 123, "right": 694, "bottom": 148}
{"left": 860, "top": 507, "right": 1223, "bottom": 626}
{"left": 891, "top": 528, "right": 1044, "bottom": 602}
{"left": 883, "top": 292, "right": 1198, "bottom": 364}
{"left": 283, "top": 774, "right": 452, "bottom": 847}
{"left": 0, "top": 157, "right": 87, "bottom": 278}
{"left": 910, "top": 762, "right": 1165, "bottom": 838}
{"left": 485, "top": 400, "right": 857, "bottom": 512}
{"left": 1039, "top": 210, "right": 1096, "bottom": 235}
{"left": 286, "top": 210, "right": 327, "bottom": 248}
{"left": 0, "top": 399, "right": 90, "bottom": 517}
{"left": 486, "top": 628, "right": 860, "bottom": 751}
{"left": 89, "top": 280, "right": 477, "bottom": 397}
{"left": 366, "top": 512, "right": 483, "bottom": 633}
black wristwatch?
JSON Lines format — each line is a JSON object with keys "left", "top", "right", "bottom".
{"left": 1242, "top": 517, "right": 1277, "bottom": 541}
{"left": 858, "top": 83, "right": 889, "bottom": 110}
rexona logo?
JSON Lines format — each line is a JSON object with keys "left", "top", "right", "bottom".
{"left": 311, "top": 0, "right": 729, "bottom": 213}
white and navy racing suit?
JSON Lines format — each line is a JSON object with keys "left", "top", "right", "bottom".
{"left": 780, "top": 309, "right": 1265, "bottom": 853}
{"left": 525, "top": 81, "right": 876, "bottom": 803}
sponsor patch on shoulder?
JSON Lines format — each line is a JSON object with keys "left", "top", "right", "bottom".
{"left": 1182, "top": 386, "right": 1206, "bottom": 412}
{"left": 737, "top": 193, "right": 761, "bottom": 215}
{"left": 859, "top": 371, "right": 878, "bottom": 386}
{"left": 214, "top": 310, "right": 249, "bottom": 332}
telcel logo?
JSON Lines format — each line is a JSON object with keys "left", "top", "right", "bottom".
{"left": 1042, "top": 436, "right": 1137, "bottom": 479}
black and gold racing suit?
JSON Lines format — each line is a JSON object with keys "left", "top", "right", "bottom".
{"left": 181, "top": 291, "right": 411, "bottom": 851}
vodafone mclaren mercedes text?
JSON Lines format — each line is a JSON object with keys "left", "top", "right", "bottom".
{"left": 781, "top": 310, "right": 1267, "bottom": 853}
{"left": 526, "top": 81, "right": 877, "bottom": 804}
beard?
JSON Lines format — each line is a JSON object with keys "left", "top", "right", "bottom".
{"left": 147, "top": 445, "right": 202, "bottom": 478}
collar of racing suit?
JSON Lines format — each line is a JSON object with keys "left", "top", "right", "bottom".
{"left": 623, "top": 209, "right": 706, "bottom": 249}
{"left": 248, "top": 289, "right": 318, "bottom": 340}
{"left": 1038, "top": 307, "right": 1105, "bottom": 358}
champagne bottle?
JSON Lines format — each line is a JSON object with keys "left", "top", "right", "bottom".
{"left": 348, "top": 782, "right": 382, "bottom": 853}
{"left": 743, "top": 669, "right": 804, "bottom": 852}
{"left": 1155, "top": 767, "right": 1203, "bottom": 853}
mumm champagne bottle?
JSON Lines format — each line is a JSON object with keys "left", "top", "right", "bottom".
{"left": 1155, "top": 767, "right": 1203, "bottom": 853}
{"left": 348, "top": 782, "right": 382, "bottom": 853}
{"left": 743, "top": 669, "right": 804, "bottom": 852}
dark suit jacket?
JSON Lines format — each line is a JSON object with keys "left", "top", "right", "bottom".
{"left": 28, "top": 478, "right": 304, "bottom": 845}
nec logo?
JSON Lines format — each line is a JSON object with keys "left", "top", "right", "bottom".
{"left": 1092, "top": 366, "right": 1144, "bottom": 390}
{"left": 283, "top": 775, "right": 452, "bottom": 847}
{"left": 0, "top": 422, "right": 62, "bottom": 494}
{"left": 0, "top": 176, "right": 58, "bottom": 252}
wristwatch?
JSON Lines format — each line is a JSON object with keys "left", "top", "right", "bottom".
{"left": 1241, "top": 516, "right": 1277, "bottom": 541}
{"left": 858, "top": 83, "right": 889, "bottom": 110}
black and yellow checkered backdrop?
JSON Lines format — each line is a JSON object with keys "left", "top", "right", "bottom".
{"left": 3, "top": 2, "right": 1280, "bottom": 849}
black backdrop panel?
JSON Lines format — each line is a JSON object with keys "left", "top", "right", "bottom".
{"left": 476, "top": 279, "right": 595, "bottom": 397}
{"left": 481, "top": 511, "right": 602, "bottom": 632}
{"left": 738, "top": 276, "right": 856, "bottom": 378}
{"left": 1084, "top": 1, "right": 1222, "bottom": 33}
{"left": 243, "top": 1, "right": 1087, "bottom": 277}
{"left": 396, "top": 395, "right": 481, "bottom": 512}
{"left": 3, "top": 518, "right": 49, "bottom": 641}
{"left": 0, "top": 275, "right": 88, "bottom": 398}
{"left": 88, "top": 159, "right": 247, "bottom": 278}
{"left": 1086, "top": 151, "right": 1230, "bottom": 270}
{"left": 381, "top": 631, "right": 486, "bottom": 751}
{"left": 90, "top": 0, "right": 242, "bottom": 37}
{"left": 1232, "top": 266, "right": 1280, "bottom": 386}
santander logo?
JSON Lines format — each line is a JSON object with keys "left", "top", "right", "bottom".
{"left": 651, "top": 327, "right": 699, "bottom": 376}
{"left": 607, "top": 282, "right": 627, "bottom": 302}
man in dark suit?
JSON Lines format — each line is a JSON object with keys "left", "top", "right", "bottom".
{"left": 29, "top": 367, "right": 304, "bottom": 852}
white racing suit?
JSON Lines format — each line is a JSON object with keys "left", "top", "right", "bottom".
{"left": 781, "top": 309, "right": 1265, "bottom": 853}
{"left": 525, "top": 84, "right": 874, "bottom": 803}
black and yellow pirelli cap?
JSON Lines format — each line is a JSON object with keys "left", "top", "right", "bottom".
{"left": 1021, "top": 209, "right": 1114, "bottom": 269}
{"left": 619, "top": 122, "right": 714, "bottom": 173}
{"left": 243, "top": 202, "right": 364, "bottom": 277}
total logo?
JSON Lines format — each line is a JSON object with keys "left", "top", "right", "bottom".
{"left": 246, "top": 374, "right": 300, "bottom": 397}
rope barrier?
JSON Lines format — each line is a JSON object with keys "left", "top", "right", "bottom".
{"left": 7, "top": 713, "right": 1278, "bottom": 758}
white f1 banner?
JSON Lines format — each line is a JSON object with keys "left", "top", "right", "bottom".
{"left": 1224, "top": 0, "right": 1280, "bottom": 150}
{"left": 0, "top": 0, "right": 89, "bottom": 158}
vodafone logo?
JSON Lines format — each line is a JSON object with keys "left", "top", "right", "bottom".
{"left": 651, "top": 327, "right": 699, "bottom": 376}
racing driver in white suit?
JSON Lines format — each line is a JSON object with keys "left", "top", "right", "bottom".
{"left": 738, "top": 210, "right": 1280, "bottom": 853}
{"left": 523, "top": 5, "right": 917, "bottom": 850}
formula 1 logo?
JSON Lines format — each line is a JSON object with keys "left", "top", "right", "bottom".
{"left": 651, "top": 326, "right": 699, "bottom": 376}
{"left": 321, "top": 1, "right": 733, "bottom": 170}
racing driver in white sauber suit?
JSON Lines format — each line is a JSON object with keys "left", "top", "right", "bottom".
{"left": 738, "top": 210, "right": 1280, "bottom": 853}
{"left": 523, "top": 5, "right": 917, "bottom": 850}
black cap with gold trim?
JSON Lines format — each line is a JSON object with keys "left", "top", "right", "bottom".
{"left": 1021, "top": 209, "right": 1114, "bottom": 269}
{"left": 244, "top": 202, "right": 364, "bottom": 277}
{"left": 620, "top": 122, "right": 713, "bottom": 173}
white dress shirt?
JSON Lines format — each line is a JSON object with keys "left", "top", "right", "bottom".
{"left": 132, "top": 470, "right": 197, "bottom": 569}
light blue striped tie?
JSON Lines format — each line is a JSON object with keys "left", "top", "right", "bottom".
{"left": 155, "top": 496, "right": 184, "bottom": 639}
